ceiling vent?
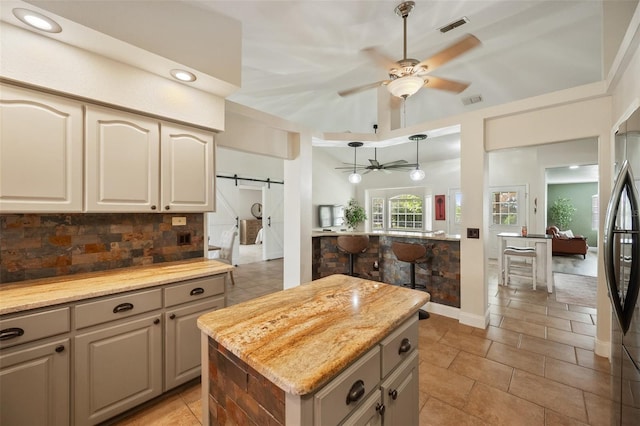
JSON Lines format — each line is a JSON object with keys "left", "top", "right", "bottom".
{"left": 439, "top": 16, "right": 469, "bottom": 33}
{"left": 462, "top": 95, "right": 483, "bottom": 106}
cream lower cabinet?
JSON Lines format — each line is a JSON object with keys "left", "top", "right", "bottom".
{"left": 85, "top": 106, "right": 214, "bottom": 213}
{"left": 0, "top": 337, "right": 71, "bottom": 425}
{"left": 0, "top": 83, "right": 83, "bottom": 212}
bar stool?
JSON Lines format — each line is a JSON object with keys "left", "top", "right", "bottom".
{"left": 503, "top": 247, "right": 537, "bottom": 289}
{"left": 392, "top": 241, "right": 430, "bottom": 320}
{"left": 337, "top": 235, "right": 370, "bottom": 277}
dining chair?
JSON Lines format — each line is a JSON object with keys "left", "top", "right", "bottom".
{"left": 216, "top": 229, "right": 237, "bottom": 285}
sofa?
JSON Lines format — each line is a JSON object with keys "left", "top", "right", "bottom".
{"left": 545, "top": 226, "right": 589, "bottom": 258}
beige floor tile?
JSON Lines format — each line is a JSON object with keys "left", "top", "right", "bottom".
{"left": 519, "top": 334, "right": 576, "bottom": 363}
{"left": 508, "top": 300, "right": 548, "bottom": 314}
{"left": 575, "top": 348, "right": 611, "bottom": 373}
{"left": 583, "top": 391, "right": 614, "bottom": 426}
{"left": 439, "top": 329, "right": 493, "bottom": 357}
{"left": 419, "top": 339, "right": 460, "bottom": 368}
{"left": 544, "top": 409, "right": 589, "bottom": 425}
{"left": 464, "top": 382, "right": 545, "bottom": 426}
{"left": 548, "top": 307, "right": 594, "bottom": 324}
{"left": 489, "top": 296, "right": 511, "bottom": 306}
{"left": 571, "top": 320, "right": 596, "bottom": 336}
{"left": 472, "top": 325, "right": 521, "bottom": 347}
{"left": 180, "top": 382, "right": 201, "bottom": 404}
{"left": 490, "top": 314, "right": 503, "bottom": 327}
{"left": 503, "top": 307, "right": 572, "bottom": 331}
{"left": 509, "top": 369, "right": 588, "bottom": 422}
{"left": 419, "top": 396, "right": 487, "bottom": 426}
{"left": 545, "top": 358, "right": 611, "bottom": 399}
{"left": 449, "top": 351, "right": 514, "bottom": 392}
{"left": 547, "top": 327, "right": 595, "bottom": 351}
{"left": 419, "top": 364, "right": 475, "bottom": 409}
{"left": 546, "top": 299, "right": 570, "bottom": 310}
{"left": 500, "top": 316, "right": 546, "bottom": 338}
{"left": 187, "top": 398, "right": 202, "bottom": 424}
{"left": 490, "top": 304, "right": 508, "bottom": 315}
{"left": 486, "top": 342, "right": 545, "bottom": 376}
{"left": 569, "top": 305, "right": 597, "bottom": 315}
{"left": 115, "top": 394, "right": 200, "bottom": 426}
{"left": 418, "top": 317, "right": 451, "bottom": 343}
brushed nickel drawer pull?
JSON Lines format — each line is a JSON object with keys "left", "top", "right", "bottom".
{"left": 0, "top": 327, "right": 24, "bottom": 340}
{"left": 346, "top": 380, "right": 365, "bottom": 405}
{"left": 113, "top": 302, "right": 134, "bottom": 314}
{"left": 190, "top": 287, "right": 205, "bottom": 296}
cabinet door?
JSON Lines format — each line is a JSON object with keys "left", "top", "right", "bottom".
{"left": 161, "top": 123, "right": 214, "bottom": 212}
{"left": 0, "top": 338, "right": 70, "bottom": 426}
{"left": 164, "top": 296, "right": 224, "bottom": 390}
{"left": 0, "top": 84, "right": 82, "bottom": 212}
{"left": 85, "top": 105, "right": 160, "bottom": 212}
{"left": 75, "top": 313, "right": 162, "bottom": 425}
{"left": 380, "top": 350, "right": 419, "bottom": 426}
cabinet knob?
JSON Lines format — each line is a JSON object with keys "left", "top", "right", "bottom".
{"left": 346, "top": 380, "right": 365, "bottom": 405}
{"left": 398, "top": 337, "right": 412, "bottom": 354}
{"left": 376, "top": 403, "right": 386, "bottom": 416}
{"left": 55, "top": 345, "right": 65, "bottom": 353}
{"left": 165, "top": 205, "right": 170, "bottom": 210}
{"left": 169, "top": 314, "right": 176, "bottom": 320}
{"left": 151, "top": 205, "right": 157, "bottom": 210}
{"left": 153, "top": 318, "right": 160, "bottom": 325}
{"left": 389, "top": 389, "right": 398, "bottom": 400}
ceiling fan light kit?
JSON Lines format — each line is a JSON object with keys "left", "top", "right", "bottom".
{"left": 347, "top": 141, "right": 364, "bottom": 184}
{"left": 338, "top": 1, "right": 480, "bottom": 100}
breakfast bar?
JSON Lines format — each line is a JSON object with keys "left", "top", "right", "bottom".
{"left": 197, "top": 274, "right": 429, "bottom": 425}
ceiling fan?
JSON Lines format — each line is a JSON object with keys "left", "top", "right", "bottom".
{"left": 338, "top": 1, "right": 481, "bottom": 99}
{"left": 335, "top": 145, "right": 417, "bottom": 175}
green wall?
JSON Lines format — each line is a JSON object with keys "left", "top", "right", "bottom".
{"left": 547, "top": 182, "right": 598, "bottom": 248}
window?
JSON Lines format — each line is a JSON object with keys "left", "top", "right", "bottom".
{"left": 371, "top": 198, "right": 384, "bottom": 230}
{"left": 389, "top": 194, "right": 423, "bottom": 230}
{"left": 491, "top": 191, "right": 519, "bottom": 225}
{"left": 454, "top": 192, "right": 462, "bottom": 224}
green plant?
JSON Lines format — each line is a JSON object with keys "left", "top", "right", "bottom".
{"left": 549, "top": 197, "right": 576, "bottom": 230}
{"left": 344, "top": 198, "right": 367, "bottom": 230}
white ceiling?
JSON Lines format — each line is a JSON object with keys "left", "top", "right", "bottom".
{"left": 13, "top": 0, "right": 606, "bottom": 166}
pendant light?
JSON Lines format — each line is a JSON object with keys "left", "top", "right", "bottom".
{"left": 408, "top": 134, "right": 426, "bottom": 181}
{"left": 348, "top": 142, "right": 363, "bottom": 183}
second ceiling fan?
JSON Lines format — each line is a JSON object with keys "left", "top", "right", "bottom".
{"left": 338, "top": 1, "right": 481, "bottom": 99}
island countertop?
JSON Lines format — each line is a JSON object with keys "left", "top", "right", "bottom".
{"left": 311, "top": 230, "right": 460, "bottom": 241}
{"left": 197, "top": 274, "right": 430, "bottom": 396}
{"left": 0, "top": 258, "right": 233, "bottom": 315}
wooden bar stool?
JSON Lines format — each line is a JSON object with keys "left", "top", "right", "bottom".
{"left": 392, "top": 241, "right": 430, "bottom": 320}
{"left": 337, "top": 235, "right": 370, "bottom": 277}
{"left": 503, "top": 247, "right": 537, "bottom": 289}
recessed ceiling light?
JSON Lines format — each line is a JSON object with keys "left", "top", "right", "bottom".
{"left": 13, "top": 8, "right": 62, "bottom": 33}
{"left": 170, "top": 69, "right": 197, "bottom": 82}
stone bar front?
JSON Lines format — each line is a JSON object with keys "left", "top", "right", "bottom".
{"left": 312, "top": 231, "right": 461, "bottom": 308}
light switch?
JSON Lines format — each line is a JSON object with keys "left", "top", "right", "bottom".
{"left": 172, "top": 217, "right": 187, "bottom": 226}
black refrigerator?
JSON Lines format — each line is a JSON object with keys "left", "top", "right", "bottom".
{"left": 604, "top": 111, "right": 640, "bottom": 425}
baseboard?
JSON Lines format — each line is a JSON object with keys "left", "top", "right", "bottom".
{"left": 595, "top": 337, "right": 611, "bottom": 360}
{"left": 458, "top": 309, "right": 490, "bottom": 329}
{"left": 425, "top": 302, "right": 459, "bottom": 320}
{"left": 423, "top": 302, "right": 488, "bottom": 329}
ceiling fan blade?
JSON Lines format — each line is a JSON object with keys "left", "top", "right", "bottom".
{"left": 362, "top": 46, "right": 399, "bottom": 71}
{"left": 383, "top": 160, "right": 408, "bottom": 167}
{"left": 338, "top": 80, "right": 387, "bottom": 97}
{"left": 423, "top": 76, "right": 470, "bottom": 93}
{"left": 416, "top": 34, "right": 481, "bottom": 74}
{"left": 362, "top": 169, "right": 373, "bottom": 175}
{"left": 369, "top": 159, "right": 380, "bottom": 167}
{"left": 386, "top": 163, "right": 418, "bottom": 169}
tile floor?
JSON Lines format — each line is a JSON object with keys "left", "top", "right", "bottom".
{"left": 111, "top": 252, "right": 612, "bottom": 426}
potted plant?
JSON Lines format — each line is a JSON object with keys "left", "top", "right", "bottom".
{"left": 344, "top": 198, "right": 367, "bottom": 231}
{"left": 549, "top": 197, "right": 576, "bottom": 230}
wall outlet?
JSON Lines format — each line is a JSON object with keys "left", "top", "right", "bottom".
{"left": 177, "top": 232, "right": 192, "bottom": 246}
{"left": 467, "top": 228, "right": 480, "bottom": 239}
{"left": 172, "top": 217, "right": 187, "bottom": 226}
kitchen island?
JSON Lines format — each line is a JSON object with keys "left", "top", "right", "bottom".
{"left": 197, "top": 274, "right": 429, "bottom": 425}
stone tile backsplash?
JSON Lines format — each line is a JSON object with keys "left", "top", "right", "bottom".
{"left": 0, "top": 213, "right": 205, "bottom": 284}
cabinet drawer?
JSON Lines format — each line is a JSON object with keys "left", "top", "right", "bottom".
{"left": 314, "top": 346, "right": 380, "bottom": 426}
{"left": 380, "top": 316, "right": 418, "bottom": 378}
{"left": 0, "top": 307, "right": 70, "bottom": 349}
{"left": 164, "top": 275, "right": 225, "bottom": 307}
{"left": 75, "top": 289, "right": 162, "bottom": 329}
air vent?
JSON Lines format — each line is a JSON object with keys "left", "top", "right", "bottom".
{"left": 439, "top": 16, "right": 469, "bottom": 33}
{"left": 462, "top": 95, "right": 483, "bottom": 106}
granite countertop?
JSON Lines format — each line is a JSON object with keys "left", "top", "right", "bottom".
{"left": 0, "top": 258, "right": 233, "bottom": 315}
{"left": 197, "top": 274, "right": 430, "bottom": 396}
{"left": 311, "top": 230, "right": 460, "bottom": 241}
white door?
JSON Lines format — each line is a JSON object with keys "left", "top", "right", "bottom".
{"left": 262, "top": 184, "right": 284, "bottom": 260}
{"left": 488, "top": 185, "right": 528, "bottom": 258}
{"left": 207, "top": 178, "right": 240, "bottom": 263}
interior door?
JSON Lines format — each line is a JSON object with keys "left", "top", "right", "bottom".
{"left": 207, "top": 178, "right": 239, "bottom": 262}
{"left": 262, "top": 184, "right": 284, "bottom": 260}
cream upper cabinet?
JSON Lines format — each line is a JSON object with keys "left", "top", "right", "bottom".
{"left": 161, "top": 123, "right": 215, "bottom": 212}
{"left": 0, "top": 84, "right": 83, "bottom": 212}
{"left": 85, "top": 105, "right": 160, "bottom": 212}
